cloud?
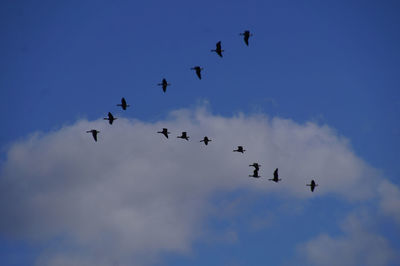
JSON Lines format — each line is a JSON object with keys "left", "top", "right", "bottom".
{"left": 0, "top": 106, "right": 392, "bottom": 265}
{"left": 378, "top": 180, "right": 400, "bottom": 225}
{"left": 297, "top": 212, "right": 397, "bottom": 266}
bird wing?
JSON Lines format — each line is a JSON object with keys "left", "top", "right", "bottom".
{"left": 274, "top": 168, "right": 278, "bottom": 178}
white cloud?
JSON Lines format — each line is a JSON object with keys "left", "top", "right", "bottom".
{"left": 0, "top": 106, "right": 392, "bottom": 265}
{"left": 298, "top": 213, "right": 397, "bottom": 266}
{"left": 378, "top": 180, "right": 400, "bottom": 225}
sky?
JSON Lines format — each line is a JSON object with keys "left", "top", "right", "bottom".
{"left": 0, "top": 0, "right": 399, "bottom": 265}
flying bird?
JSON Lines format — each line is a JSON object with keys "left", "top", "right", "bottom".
{"left": 240, "top": 30, "right": 253, "bottom": 46}
{"left": 307, "top": 179, "right": 318, "bottom": 192}
{"left": 200, "top": 136, "right": 211, "bottom": 145}
{"left": 158, "top": 78, "right": 170, "bottom": 92}
{"left": 211, "top": 41, "right": 224, "bottom": 57}
{"left": 233, "top": 146, "right": 246, "bottom": 153}
{"left": 104, "top": 112, "right": 117, "bottom": 125}
{"left": 117, "top": 97, "right": 129, "bottom": 110}
{"left": 86, "top": 129, "right": 100, "bottom": 142}
{"left": 249, "top": 169, "right": 261, "bottom": 178}
{"left": 177, "top": 132, "right": 189, "bottom": 141}
{"left": 249, "top": 163, "right": 261, "bottom": 171}
{"left": 191, "top": 66, "right": 203, "bottom": 80}
{"left": 269, "top": 168, "right": 282, "bottom": 183}
{"left": 157, "top": 128, "right": 170, "bottom": 138}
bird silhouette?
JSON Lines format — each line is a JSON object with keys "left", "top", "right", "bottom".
{"left": 249, "top": 163, "right": 261, "bottom": 171}
{"left": 249, "top": 169, "right": 261, "bottom": 178}
{"left": 269, "top": 168, "right": 282, "bottom": 183}
{"left": 158, "top": 78, "right": 170, "bottom": 92}
{"left": 86, "top": 129, "right": 100, "bottom": 142}
{"left": 177, "top": 131, "right": 189, "bottom": 141}
{"left": 307, "top": 179, "right": 318, "bottom": 192}
{"left": 191, "top": 66, "right": 203, "bottom": 80}
{"left": 117, "top": 97, "right": 129, "bottom": 110}
{"left": 240, "top": 30, "right": 253, "bottom": 46}
{"left": 211, "top": 41, "right": 224, "bottom": 57}
{"left": 157, "top": 128, "right": 170, "bottom": 138}
{"left": 233, "top": 146, "right": 245, "bottom": 153}
{"left": 200, "top": 136, "right": 211, "bottom": 145}
{"left": 104, "top": 112, "right": 117, "bottom": 125}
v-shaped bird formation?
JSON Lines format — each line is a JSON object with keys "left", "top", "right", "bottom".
{"left": 85, "top": 30, "right": 318, "bottom": 193}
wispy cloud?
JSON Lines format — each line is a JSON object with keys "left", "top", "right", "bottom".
{"left": 0, "top": 106, "right": 396, "bottom": 265}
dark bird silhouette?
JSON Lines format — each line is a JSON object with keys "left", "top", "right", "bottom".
{"left": 157, "top": 128, "right": 170, "bottom": 139}
{"left": 117, "top": 97, "right": 129, "bottom": 110}
{"left": 249, "top": 169, "right": 261, "bottom": 178}
{"left": 211, "top": 41, "right": 224, "bottom": 57}
{"left": 307, "top": 179, "right": 318, "bottom": 192}
{"left": 200, "top": 136, "right": 211, "bottom": 145}
{"left": 86, "top": 129, "right": 100, "bottom": 142}
{"left": 104, "top": 112, "right": 117, "bottom": 125}
{"left": 177, "top": 131, "right": 189, "bottom": 141}
{"left": 240, "top": 30, "right": 253, "bottom": 46}
{"left": 269, "top": 168, "right": 282, "bottom": 183}
{"left": 249, "top": 163, "right": 261, "bottom": 171}
{"left": 233, "top": 146, "right": 246, "bottom": 153}
{"left": 158, "top": 78, "right": 170, "bottom": 93}
{"left": 191, "top": 66, "right": 203, "bottom": 80}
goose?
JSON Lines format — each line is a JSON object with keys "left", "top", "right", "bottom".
{"left": 117, "top": 97, "right": 129, "bottom": 110}
{"left": 191, "top": 66, "right": 203, "bottom": 80}
{"left": 239, "top": 30, "right": 253, "bottom": 46}
{"left": 307, "top": 179, "right": 318, "bottom": 192}
{"left": 86, "top": 129, "right": 100, "bottom": 142}
{"left": 233, "top": 146, "right": 245, "bottom": 153}
{"left": 177, "top": 132, "right": 189, "bottom": 141}
{"left": 158, "top": 78, "right": 170, "bottom": 92}
{"left": 157, "top": 128, "right": 170, "bottom": 138}
{"left": 269, "top": 168, "right": 282, "bottom": 183}
{"left": 211, "top": 41, "right": 224, "bottom": 57}
{"left": 200, "top": 136, "right": 211, "bottom": 145}
{"left": 104, "top": 112, "right": 117, "bottom": 125}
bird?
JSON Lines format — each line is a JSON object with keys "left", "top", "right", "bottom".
{"left": 249, "top": 163, "right": 261, "bottom": 171}
{"left": 307, "top": 179, "right": 318, "bottom": 192}
{"left": 117, "top": 97, "right": 129, "bottom": 110}
{"left": 86, "top": 129, "right": 100, "bottom": 142}
{"left": 239, "top": 30, "right": 253, "bottom": 46}
{"left": 269, "top": 168, "right": 282, "bottom": 183}
{"left": 158, "top": 78, "right": 170, "bottom": 93}
{"left": 157, "top": 128, "right": 170, "bottom": 138}
{"left": 104, "top": 112, "right": 117, "bottom": 125}
{"left": 191, "top": 66, "right": 203, "bottom": 80}
{"left": 211, "top": 41, "right": 224, "bottom": 57}
{"left": 249, "top": 169, "right": 261, "bottom": 178}
{"left": 177, "top": 132, "right": 189, "bottom": 141}
{"left": 233, "top": 146, "right": 246, "bottom": 153}
{"left": 200, "top": 136, "right": 211, "bottom": 145}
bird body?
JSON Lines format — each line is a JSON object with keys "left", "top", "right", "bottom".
{"left": 249, "top": 169, "right": 261, "bottom": 178}
{"left": 104, "top": 112, "right": 117, "bottom": 125}
{"left": 307, "top": 179, "right": 318, "bottom": 192}
{"left": 177, "top": 132, "right": 189, "bottom": 141}
{"left": 200, "top": 136, "right": 211, "bottom": 145}
{"left": 158, "top": 78, "right": 170, "bottom": 92}
{"left": 233, "top": 146, "right": 245, "bottom": 153}
{"left": 191, "top": 66, "right": 203, "bottom": 79}
{"left": 211, "top": 41, "right": 224, "bottom": 57}
{"left": 117, "top": 97, "right": 129, "bottom": 110}
{"left": 157, "top": 128, "right": 170, "bottom": 138}
{"left": 240, "top": 30, "right": 253, "bottom": 46}
{"left": 86, "top": 129, "right": 100, "bottom": 142}
{"left": 269, "top": 168, "right": 282, "bottom": 183}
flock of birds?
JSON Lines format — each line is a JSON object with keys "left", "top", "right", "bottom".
{"left": 86, "top": 30, "right": 319, "bottom": 192}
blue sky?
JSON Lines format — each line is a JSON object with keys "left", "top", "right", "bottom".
{"left": 0, "top": 1, "right": 399, "bottom": 265}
